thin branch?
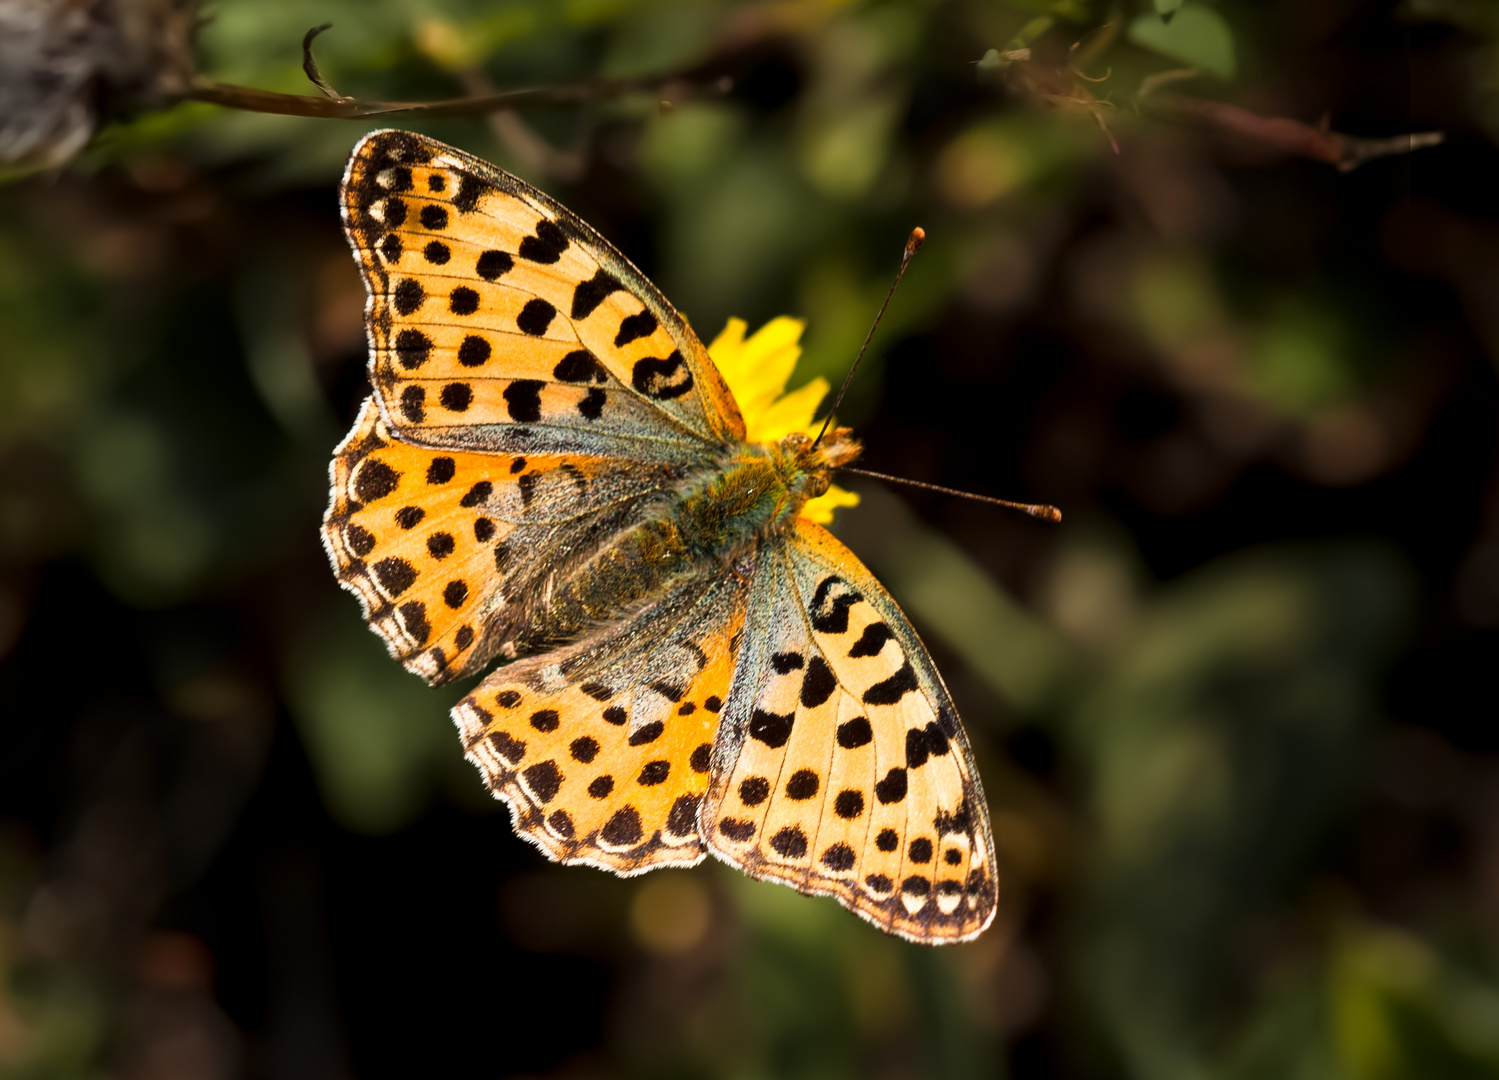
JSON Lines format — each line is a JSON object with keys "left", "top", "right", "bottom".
{"left": 457, "top": 68, "right": 585, "bottom": 182}
{"left": 184, "top": 69, "right": 733, "bottom": 121}
{"left": 1144, "top": 91, "right": 1445, "bottom": 172}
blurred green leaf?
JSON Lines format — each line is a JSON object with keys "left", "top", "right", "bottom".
{"left": 1128, "top": 4, "right": 1237, "bottom": 79}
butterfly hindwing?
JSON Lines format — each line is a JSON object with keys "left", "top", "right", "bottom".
{"left": 452, "top": 570, "right": 747, "bottom": 873}
{"left": 324, "top": 396, "right": 680, "bottom": 685}
{"left": 704, "top": 522, "right": 998, "bottom": 943}
{"left": 341, "top": 130, "right": 744, "bottom": 461}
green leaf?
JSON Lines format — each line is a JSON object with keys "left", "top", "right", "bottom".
{"left": 1154, "top": 0, "right": 1184, "bottom": 17}
{"left": 1128, "top": 4, "right": 1237, "bottom": 79}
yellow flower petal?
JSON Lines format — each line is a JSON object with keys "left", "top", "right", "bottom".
{"left": 711, "top": 316, "right": 813, "bottom": 437}
{"left": 712, "top": 316, "right": 856, "bottom": 525}
{"left": 802, "top": 485, "right": 860, "bottom": 525}
{"left": 753, "top": 377, "right": 829, "bottom": 442}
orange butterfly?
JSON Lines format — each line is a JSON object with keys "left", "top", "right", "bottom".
{"left": 323, "top": 130, "right": 998, "bottom": 943}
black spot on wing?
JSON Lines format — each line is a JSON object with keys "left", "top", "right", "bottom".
{"left": 345, "top": 524, "right": 375, "bottom": 556}
{"left": 476, "top": 250, "right": 512, "bottom": 280}
{"left": 457, "top": 335, "right": 491, "bottom": 367}
{"left": 718, "top": 818, "right": 755, "bottom": 842}
{"left": 393, "top": 329, "right": 433, "bottom": 369}
{"left": 440, "top": 383, "right": 472, "bottom": 412}
{"left": 800, "top": 656, "right": 837, "bottom": 708}
{"left": 834, "top": 789, "right": 864, "bottom": 819}
{"left": 874, "top": 768, "right": 908, "bottom": 804}
{"left": 503, "top": 380, "right": 544, "bottom": 422}
{"left": 600, "top": 807, "right": 643, "bottom": 846}
{"left": 571, "top": 269, "right": 622, "bottom": 319}
{"left": 399, "top": 385, "right": 424, "bottom": 423}
{"left": 749, "top": 709, "right": 793, "bottom": 748}
{"left": 666, "top": 795, "right": 699, "bottom": 837}
{"left": 784, "top": 769, "right": 819, "bottom": 800}
{"left": 863, "top": 662, "right": 918, "bottom": 706}
{"left": 449, "top": 287, "right": 479, "bottom": 316}
{"left": 577, "top": 388, "right": 606, "bottom": 420}
{"left": 848, "top": 622, "right": 894, "bottom": 658}
{"left": 836, "top": 716, "right": 872, "bottom": 749}
{"left": 554, "top": 350, "right": 608, "bottom": 384}
{"left": 769, "top": 826, "right": 808, "bottom": 859}
{"left": 821, "top": 843, "right": 856, "bottom": 871}
{"left": 809, "top": 576, "right": 860, "bottom": 634}
{"left": 451, "top": 171, "right": 485, "bottom": 212}
{"left": 631, "top": 351, "right": 694, "bottom": 401}
{"left": 614, "top": 310, "right": 658, "bottom": 347}
{"left": 906, "top": 727, "right": 930, "bottom": 769}
{"left": 392, "top": 278, "right": 424, "bottom": 315}
{"left": 628, "top": 720, "right": 664, "bottom": 746}
{"left": 771, "top": 651, "right": 804, "bottom": 674}
{"left": 353, "top": 460, "right": 399, "bottom": 503}
{"left": 521, "top": 760, "right": 562, "bottom": 802}
{"left": 517, "top": 298, "right": 556, "bottom": 337}
{"left": 518, "top": 219, "right": 569, "bottom": 264}
{"left": 488, "top": 730, "right": 524, "bottom": 765}
{"left": 547, "top": 810, "right": 575, "bottom": 838}
{"left": 397, "top": 600, "right": 428, "bottom": 641}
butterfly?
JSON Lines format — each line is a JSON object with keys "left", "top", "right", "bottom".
{"left": 322, "top": 130, "right": 998, "bottom": 943}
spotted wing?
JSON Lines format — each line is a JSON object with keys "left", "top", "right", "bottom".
{"left": 323, "top": 397, "right": 679, "bottom": 685}
{"left": 340, "top": 129, "right": 745, "bottom": 462}
{"left": 703, "top": 521, "right": 998, "bottom": 943}
{"left": 452, "top": 569, "right": 747, "bottom": 873}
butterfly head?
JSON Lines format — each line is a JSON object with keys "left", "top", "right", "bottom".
{"left": 770, "top": 426, "right": 862, "bottom": 507}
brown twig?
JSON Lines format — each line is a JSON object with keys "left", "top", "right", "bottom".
{"left": 183, "top": 22, "right": 734, "bottom": 121}
{"left": 185, "top": 71, "right": 732, "bottom": 120}
{"left": 1001, "top": 45, "right": 1443, "bottom": 173}
{"left": 1144, "top": 91, "right": 1445, "bottom": 172}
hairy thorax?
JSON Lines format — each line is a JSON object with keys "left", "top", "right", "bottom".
{"left": 522, "top": 428, "right": 862, "bottom": 648}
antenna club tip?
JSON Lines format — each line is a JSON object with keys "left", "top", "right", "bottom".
{"left": 1037, "top": 505, "right": 1062, "bottom": 524}
{"left": 907, "top": 226, "right": 926, "bottom": 251}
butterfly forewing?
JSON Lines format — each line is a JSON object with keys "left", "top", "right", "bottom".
{"left": 703, "top": 521, "right": 998, "bottom": 943}
{"left": 341, "top": 130, "right": 744, "bottom": 460}
{"left": 452, "top": 570, "right": 748, "bottom": 873}
{"left": 324, "top": 397, "right": 680, "bottom": 685}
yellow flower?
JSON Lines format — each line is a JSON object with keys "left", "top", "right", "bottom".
{"left": 709, "top": 317, "right": 860, "bottom": 526}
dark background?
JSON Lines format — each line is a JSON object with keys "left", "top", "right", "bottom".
{"left": 3, "top": 1, "right": 1498, "bottom": 1077}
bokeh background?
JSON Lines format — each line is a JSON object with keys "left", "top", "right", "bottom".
{"left": 3, "top": 0, "right": 1498, "bottom": 1076}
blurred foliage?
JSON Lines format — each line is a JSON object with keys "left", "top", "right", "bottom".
{"left": 3, "top": 0, "right": 1499, "bottom": 1078}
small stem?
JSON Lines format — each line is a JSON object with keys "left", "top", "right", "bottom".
{"left": 302, "top": 24, "right": 343, "bottom": 101}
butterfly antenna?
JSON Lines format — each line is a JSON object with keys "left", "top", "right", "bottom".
{"left": 811, "top": 227, "right": 926, "bottom": 450}
{"left": 840, "top": 466, "right": 1062, "bottom": 523}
